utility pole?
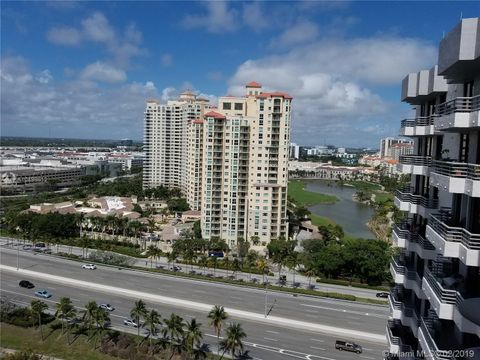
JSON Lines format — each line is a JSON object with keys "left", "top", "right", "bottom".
{"left": 17, "top": 242, "right": 19, "bottom": 270}
{"left": 264, "top": 284, "right": 268, "bottom": 318}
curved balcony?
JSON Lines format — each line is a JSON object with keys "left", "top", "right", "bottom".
{"left": 386, "top": 319, "right": 400, "bottom": 354}
{"left": 418, "top": 318, "right": 454, "bottom": 360}
{"left": 426, "top": 214, "right": 480, "bottom": 266}
{"left": 398, "top": 155, "right": 431, "bottom": 175}
{"left": 422, "top": 268, "right": 457, "bottom": 320}
{"left": 434, "top": 95, "right": 480, "bottom": 131}
{"left": 430, "top": 160, "right": 480, "bottom": 197}
{"left": 394, "top": 188, "right": 439, "bottom": 217}
{"left": 389, "top": 291, "right": 421, "bottom": 337}
{"left": 392, "top": 224, "right": 437, "bottom": 260}
{"left": 390, "top": 257, "right": 425, "bottom": 299}
{"left": 400, "top": 116, "right": 436, "bottom": 136}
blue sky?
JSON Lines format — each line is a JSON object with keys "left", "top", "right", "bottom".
{"left": 1, "top": 1, "right": 478, "bottom": 147}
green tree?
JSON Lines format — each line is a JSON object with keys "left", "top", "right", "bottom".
{"left": 267, "top": 237, "right": 296, "bottom": 279}
{"left": 143, "top": 309, "right": 161, "bottom": 346}
{"left": 82, "top": 301, "right": 98, "bottom": 340}
{"left": 184, "top": 318, "right": 203, "bottom": 356}
{"left": 218, "top": 323, "right": 247, "bottom": 359}
{"left": 130, "top": 299, "right": 148, "bottom": 337}
{"left": 163, "top": 313, "right": 185, "bottom": 358}
{"left": 30, "top": 300, "right": 48, "bottom": 341}
{"left": 55, "top": 297, "right": 76, "bottom": 336}
{"left": 207, "top": 305, "right": 228, "bottom": 353}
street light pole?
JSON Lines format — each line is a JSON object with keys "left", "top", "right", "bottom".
{"left": 264, "top": 284, "right": 268, "bottom": 318}
{"left": 16, "top": 242, "right": 19, "bottom": 270}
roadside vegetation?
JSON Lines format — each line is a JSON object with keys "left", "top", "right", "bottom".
{"left": 1, "top": 297, "right": 246, "bottom": 360}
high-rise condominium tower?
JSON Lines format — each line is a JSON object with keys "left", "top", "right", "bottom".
{"left": 201, "top": 82, "right": 292, "bottom": 246}
{"left": 387, "top": 18, "right": 480, "bottom": 359}
{"left": 143, "top": 91, "right": 209, "bottom": 207}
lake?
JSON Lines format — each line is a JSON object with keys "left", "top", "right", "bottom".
{"left": 304, "top": 180, "right": 376, "bottom": 239}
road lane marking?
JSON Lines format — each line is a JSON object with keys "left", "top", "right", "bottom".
{"left": 266, "top": 330, "right": 279, "bottom": 334}
{"left": 310, "top": 339, "right": 325, "bottom": 343}
{"left": 263, "top": 337, "right": 278, "bottom": 342}
{"left": 360, "top": 356, "right": 375, "bottom": 359}
{"left": 1, "top": 265, "right": 387, "bottom": 344}
{"left": 310, "top": 346, "right": 326, "bottom": 351}
{"left": 300, "top": 303, "right": 385, "bottom": 318}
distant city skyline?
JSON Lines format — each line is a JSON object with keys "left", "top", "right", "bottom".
{"left": 1, "top": 1, "right": 478, "bottom": 147}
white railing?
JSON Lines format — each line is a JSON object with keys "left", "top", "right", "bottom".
{"left": 429, "top": 214, "right": 480, "bottom": 250}
{"left": 400, "top": 155, "right": 432, "bottom": 166}
{"left": 435, "top": 95, "right": 480, "bottom": 116}
{"left": 432, "top": 160, "right": 480, "bottom": 181}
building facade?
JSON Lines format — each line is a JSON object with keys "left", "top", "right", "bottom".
{"left": 380, "top": 137, "right": 414, "bottom": 159}
{"left": 200, "top": 83, "right": 292, "bottom": 246}
{"left": 143, "top": 91, "right": 209, "bottom": 191}
{"left": 388, "top": 18, "right": 480, "bottom": 359}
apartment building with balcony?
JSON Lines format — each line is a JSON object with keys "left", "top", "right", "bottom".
{"left": 143, "top": 91, "right": 209, "bottom": 191}
{"left": 389, "top": 18, "right": 480, "bottom": 359}
{"left": 201, "top": 82, "right": 292, "bottom": 246}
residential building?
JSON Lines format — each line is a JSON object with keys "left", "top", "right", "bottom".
{"left": 289, "top": 142, "right": 300, "bottom": 159}
{"left": 380, "top": 137, "right": 414, "bottom": 158}
{"left": 186, "top": 118, "right": 204, "bottom": 211}
{"left": 388, "top": 18, "right": 480, "bottom": 359}
{"left": 143, "top": 91, "right": 209, "bottom": 191}
{"left": 201, "top": 82, "right": 292, "bottom": 246}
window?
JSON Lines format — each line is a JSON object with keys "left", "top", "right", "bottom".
{"left": 234, "top": 103, "right": 243, "bottom": 110}
{"left": 223, "top": 102, "right": 231, "bottom": 110}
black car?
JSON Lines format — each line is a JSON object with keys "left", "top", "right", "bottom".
{"left": 376, "top": 292, "right": 390, "bottom": 298}
{"left": 19, "top": 280, "right": 35, "bottom": 289}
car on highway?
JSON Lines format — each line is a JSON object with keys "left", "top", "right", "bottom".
{"left": 82, "top": 264, "right": 97, "bottom": 270}
{"left": 123, "top": 319, "right": 138, "bottom": 327}
{"left": 19, "top": 280, "right": 35, "bottom": 289}
{"left": 169, "top": 265, "right": 182, "bottom": 271}
{"left": 376, "top": 292, "right": 390, "bottom": 298}
{"left": 100, "top": 303, "right": 115, "bottom": 311}
{"left": 335, "top": 340, "right": 362, "bottom": 353}
{"left": 35, "top": 290, "right": 52, "bottom": 298}
{"left": 23, "top": 244, "right": 32, "bottom": 250}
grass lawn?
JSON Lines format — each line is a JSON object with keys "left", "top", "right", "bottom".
{"left": 346, "top": 180, "right": 382, "bottom": 192}
{"left": 0, "top": 323, "right": 116, "bottom": 360}
{"left": 309, "top": 213, "right": 336, "bottom": 227}
{"left": 373, "top": 192, "right": 394, "bottom": 204}
{"left": 288, "top": 180, "right": 337, "bottom": 206}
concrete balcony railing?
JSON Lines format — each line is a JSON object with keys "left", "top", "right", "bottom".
{"left": 435, "top": 96, "right": 480, "bottom": 116}
{"left": 423, "top": 268, "right": 457, "bottom": 305}
{"left": 418, "top": 318, "right": 453, "bottom": 360}
{"left": 428, "top": 214, "right": 480, "bottom": 251}
{"left": 400, "top": 115, "right": 436, "bottom": 136}
{"left": 386, "top": 320, "right": 400, "bottom": 354}
{"left": 398, "top": 155, "right": 432, "bottom": 176}
{"left": 430, "top": 160, "right": 480, "bottom": 197}
{"left": 393, "top": 224, "right": 437, "bottom": 260}
{"left": 394, "top": 188, "right": 439, "bottom": 217}
{"left": 389, "top": 292, "right": 421, "bottom": 336}
{"left": 390, "top": 257, "right": 425, "bottom": 299}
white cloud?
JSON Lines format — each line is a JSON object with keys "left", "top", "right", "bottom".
{"left": 81, "top": 62, "right": 126, "bottom": 83}
{"left": 0, "top": 55, "right": 160, "bottom": 139}
{"left": 161, "top": 53, "right": 173, "bottom": 67}
{"left": 47, "top": 27, "right": 82, "bottom": 46}
{"left": 242, "top": 2, "right": 269, "bottom": 31}
{"left": 46, "top": 12, "right": 146, "bottom": 69}
{"left": 181, "top": 1, "right": 238, "bottom": 33}
{"left": 269, "top": 20, "right": 319, "bottom": 49}
{"left": 228, "top": 35, "right": 437, "bottom": 146}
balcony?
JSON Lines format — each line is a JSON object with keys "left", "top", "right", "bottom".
{"left": 394, "top": 188, "right": 439, "bottom": 217}
{"left": 386, "top": 320, "right": 400, "bottom": 354}
{"left": 426, "top": 214, "right": 480, "bottom": 266}
{"left": 398, "top": 156, "right": 432, "bottom": 175}
{"left": 400, "top": 116, "right": 436, "bottom": 136}
{"left": 430, "top": 160, "right": 480, "bottom": 197}
{"left": 390, "top": 257, "right": 425, "bottom": 299}
{"left": 434, "top": 96, "right": 480, "bottom": 131}
{"left": 422, "top": 268, "right": 457, "bottom": 320}
{"left": 392, "top": 224, "right": 437, "bottom": 260}
{"left": 389, "top": 292, "right": 421, "bottom": 337}
{"left": 418, "top": 318, "right": 454, "bottom": 360}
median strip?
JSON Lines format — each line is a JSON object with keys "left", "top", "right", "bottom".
{"left": 1, "top": 265, "right": 386, "bottom": 344}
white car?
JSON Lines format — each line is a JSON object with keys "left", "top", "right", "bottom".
{"left": 100, "top": 303, "right": 114, "bottom": 311}
{"left": 123, "top": 319, "right": 138, "bottom": 327}
{"left": 82, "top": 264, "right": 97, "bottom": 270}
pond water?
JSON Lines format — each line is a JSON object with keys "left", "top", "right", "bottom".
{"left": 304, "top": 180, "right": 376, "bottom": 239}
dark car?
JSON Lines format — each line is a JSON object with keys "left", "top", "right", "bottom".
{"left": 376, "top": 292, "right": 390, "bottom": 298}
{"left": 19, "top": 280, "right": 35, "bottom": 289}
{"left": 335, "top": 340, "right": 362, "bottom": 354}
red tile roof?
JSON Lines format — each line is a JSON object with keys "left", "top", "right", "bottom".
{"left": 256, "top": 92, "right": 293, "bottom": 100}
{"left": 246, "top": 81, "right": 262, "bottom": 88}
{"left": 204, "top": 111, "right": 226, "bottom": 119}
{"left": 192, "top": 119, "right": 204, "bottom": 124}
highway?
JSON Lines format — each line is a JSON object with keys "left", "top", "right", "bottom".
{"left": 0, "top": 237, "right": 381, "bottom": 300}
{"left": 0, "top": 248, "right": 389, "bottom": 360}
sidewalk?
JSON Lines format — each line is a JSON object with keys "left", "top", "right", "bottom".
{"left": 0, "top": 237, "right": 382, "bottom": 300}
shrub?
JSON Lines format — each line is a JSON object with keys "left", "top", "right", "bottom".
{"left": 88, "top": 251, "right": 135, "bottom": 267}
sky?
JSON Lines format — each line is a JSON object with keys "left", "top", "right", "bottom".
{"left": 1, "top": 1, "right": 479, "bottom": 147}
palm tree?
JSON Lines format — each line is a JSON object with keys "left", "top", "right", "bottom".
{"left": 30, "top": 300, "right": 48, "bottom": 341}
{"left": 163, "top": 313, "right": 185, "bottom": 358}
{"left": 143, "top": 309, "right": 161, "bottom": 346}
{"left": 287, "top": 251, "right": 299, "bottom": 285}
{"left": 219, "top": 323, "right": 247, "bottom": 359}
{"left": 198, "top": 256, "right": 208, "bottom": 275}
{"left": 304, "top": 267, "right": 316, "bottom": 288}
{"left": 130, "top": 299, "right": 147, "bottom": 337}
{"left": 184, "top": 318, "right": 203, "bottom": 355}
{"left": 92, "top": 307, "right": 110, "bottom": 349}
{"left": 146, "top": 245, "right": 157, "bottom": 268}
{"left": 192, "top": 343, "right": 210, "bottom": 360}
{"left": 207, "top": 305, "right": 228, "bottom": 353}
{"left": 82, "top": 301, "right": 98, "bottom": 340}
{"left": 232, "top": 259, "right": 241, "bottom": 279}
{"left": 256, "top": 258, "right": 269, "bottom": 284}
{"left": 55, "top": 297, "right": 76, "bottom": 335}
